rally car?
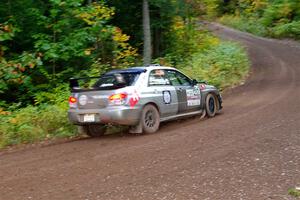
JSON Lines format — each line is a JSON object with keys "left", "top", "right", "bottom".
{"left": 68, "top": 65, "right": 222, "bottom": 136}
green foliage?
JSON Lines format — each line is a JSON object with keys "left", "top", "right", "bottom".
{"left": 0, "top": 0, "right": 138, "bottom": 106}
{"left": 0, "top": 22, "right": 19, "bottom": 41}
{"left": 272, "top": 21, "right": 300, "bottom": 39}
{"left": 33, "top": 84, "right": 70, "bottom": 105}
{"left": 204, "top": 0, "right": 223, "bottom": 18}
{"left": 0, "top": 52, "right": 42, "bottom": 94}
{"left": 219, "top": 15, "right": 268, "bottom": 36}
{"left": 107, "top": 0, "right": 177, "bottom": 58}
{"left": 288, "top": 188, "right": 300, "bottom": 198}
{"left": 33, "top": 0, "right": 137, "bottom": 67}
{"left": 0, "top": 23, "right": 43, "bottom": 101}
{"left": 0, "top": 104, "right": 76, "bottom": 148}
{"left": 0, "top": 86, "right": 76, "bottom": 148}
{"left": 156, "top": 16, "right": 250, "bottom": 90}
{"left": 182, "top": 41, "right": 249, "bottom": 90}
{"left": 216, "top": 0, "right": 300, "bottom": 40}
{"left": 161, "top": 17, "right": 219, "bottom": 65}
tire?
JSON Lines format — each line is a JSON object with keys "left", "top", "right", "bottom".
{"left": 86, "top": 124, "right": 106, "bottom": 137}
{"left": 140, "top": 104, "right": 160, "bottom": 134}
{"left": 205, "top": 93, "right": 217, "bottom": 117}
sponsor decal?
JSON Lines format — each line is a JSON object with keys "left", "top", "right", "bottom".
{"left": 128, "top": 73, "right": 146, "bottom": 108}
{"left": 163, "top": 91, "right": 171, "bottom": 104}
{"left": 186, "top": 89, "right": 201, "bottom": 106}
{"left": 129, "top": 89, "right": 140, "bottom": 108}
{"left": 193, "top": 85, "right": 201, "bottom": 95}
{"left": 79, "top": 95, "right": 88, "bottom": 105}
{"left": 200, "top": 84, "right": 206, "bottom": 90}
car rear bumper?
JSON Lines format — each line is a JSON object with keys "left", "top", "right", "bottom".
{"left": 68, "top": 106, "right": 142, "bottom": 126}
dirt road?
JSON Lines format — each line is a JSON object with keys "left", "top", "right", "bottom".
{"left": 0, "top": 24, "right": 299, "bottom": 200}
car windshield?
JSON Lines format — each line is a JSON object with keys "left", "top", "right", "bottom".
{"left": 93, "top": 73, "right": 139, "bottom": 90}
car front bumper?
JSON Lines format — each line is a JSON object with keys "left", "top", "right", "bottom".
{"left": 68, "top": 106, "right": 142, "bottom": 126}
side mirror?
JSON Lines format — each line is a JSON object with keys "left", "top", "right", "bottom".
{"left": 192, "top": 79, "right": 198, "bottom": 86}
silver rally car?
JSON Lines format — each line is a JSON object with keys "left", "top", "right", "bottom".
{"left": 68, "top": 65, "right": 222, "bottom": 136}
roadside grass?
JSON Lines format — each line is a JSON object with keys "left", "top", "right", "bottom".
{"left": 271, "top": 21, "right": 300, "bottom": 39}
{"left": 0, "top": 85, "right": 77, "bottom": 148}
{"left": 181, "top": 41, "right": 249, "bottom": 90}
{"left": 218, "top": 15, "right": 268, "bottom": 37}
{"left": 219, "top": 15, "right": 300, "bottom": 40}
{"left": 288, "top": 188, "right": 300, "bottom": 198}
{"left": 0, "top": 103, "right": 76, "bottom": 148}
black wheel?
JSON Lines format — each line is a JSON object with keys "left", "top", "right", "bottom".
{"left": 141, "top": 104, "right": 160, "bottom": 134}
{"left": 205, "top": 93, "right": 217, "bottom": 117}
{"left": 86, "top": 124, "right": 106, "bottom": 137}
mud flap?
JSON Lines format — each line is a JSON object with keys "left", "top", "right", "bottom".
{"left": 129, "top": 121, "right": 143, "bottom": 134}
{"left": 217, "top": 94, "right": 223, "bottom": 109}
{"left": 77, "top": 125, "right": 88, "bottom": 134}
{"left": 200, "top": 109, "right": 206, "bottom": 119}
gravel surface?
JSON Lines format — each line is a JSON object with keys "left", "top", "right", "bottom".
{"left": 0, "top": 24, "right": 299, "bottom": 200}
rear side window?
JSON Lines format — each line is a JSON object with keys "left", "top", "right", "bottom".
{"left": 148, "top": 69, "right": 171, "bottom": 86}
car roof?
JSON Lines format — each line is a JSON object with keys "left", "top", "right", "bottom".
{"left": 104, "top": 65, "right": 176, "bottom": 75}
{"left": 105, "top": 68, "right": 146, "bottom": 75}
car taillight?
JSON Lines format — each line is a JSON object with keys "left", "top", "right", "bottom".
{"left": 69, "top": 96, "right": 77, "bottom": 103}
{"left": 69, "top": 96, "right": 77, "bottom": 108}
{"left": 109, "top": 93, "right": 127, "bottom": 105}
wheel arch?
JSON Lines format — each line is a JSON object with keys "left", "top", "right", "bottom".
{"left": 143, "top": 102, "right": 161, "bottom": 114}
{"left": 201, "top": 90, "right": 221, "bottom": 110}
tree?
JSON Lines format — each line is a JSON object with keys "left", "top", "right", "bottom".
{"left": 143, "top": 0, "right": 152, "bottom": 65}
{"left": 0, "top": 0, "right": 138, "bottom": 105}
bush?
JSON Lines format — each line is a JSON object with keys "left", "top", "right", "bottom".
{"left": 156, "top": 16, "right": 250, "bottom": 91}
{"left": 181, "top": 41, "right": 249, "bottom": 90}
{"left": 161, "top": 17, "right": 220, "bottom": 66}
{"left": 219, "top": 15, "right": 268, "bottom": 37}
{"left": 272, "top": 21, "right": 300, "bottom": 39}
{"left": 217, "top": 1, "right": 300, "bottom": 40}
{"left": 0, "top": 88, "right": 76, "bottom": 148}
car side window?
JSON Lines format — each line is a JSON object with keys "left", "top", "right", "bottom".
{"left": 148, "top": 69, "right": 170, "bottom": 86}
{"left": 166, "top": 70, "right": 191, "bottom": 86}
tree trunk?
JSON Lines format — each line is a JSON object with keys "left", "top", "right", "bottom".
{"left": 143, "top": 0, "right": 152, "bottom": 65}
{"left": 153, "top": 27, "right": 161, "bottom": 57}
